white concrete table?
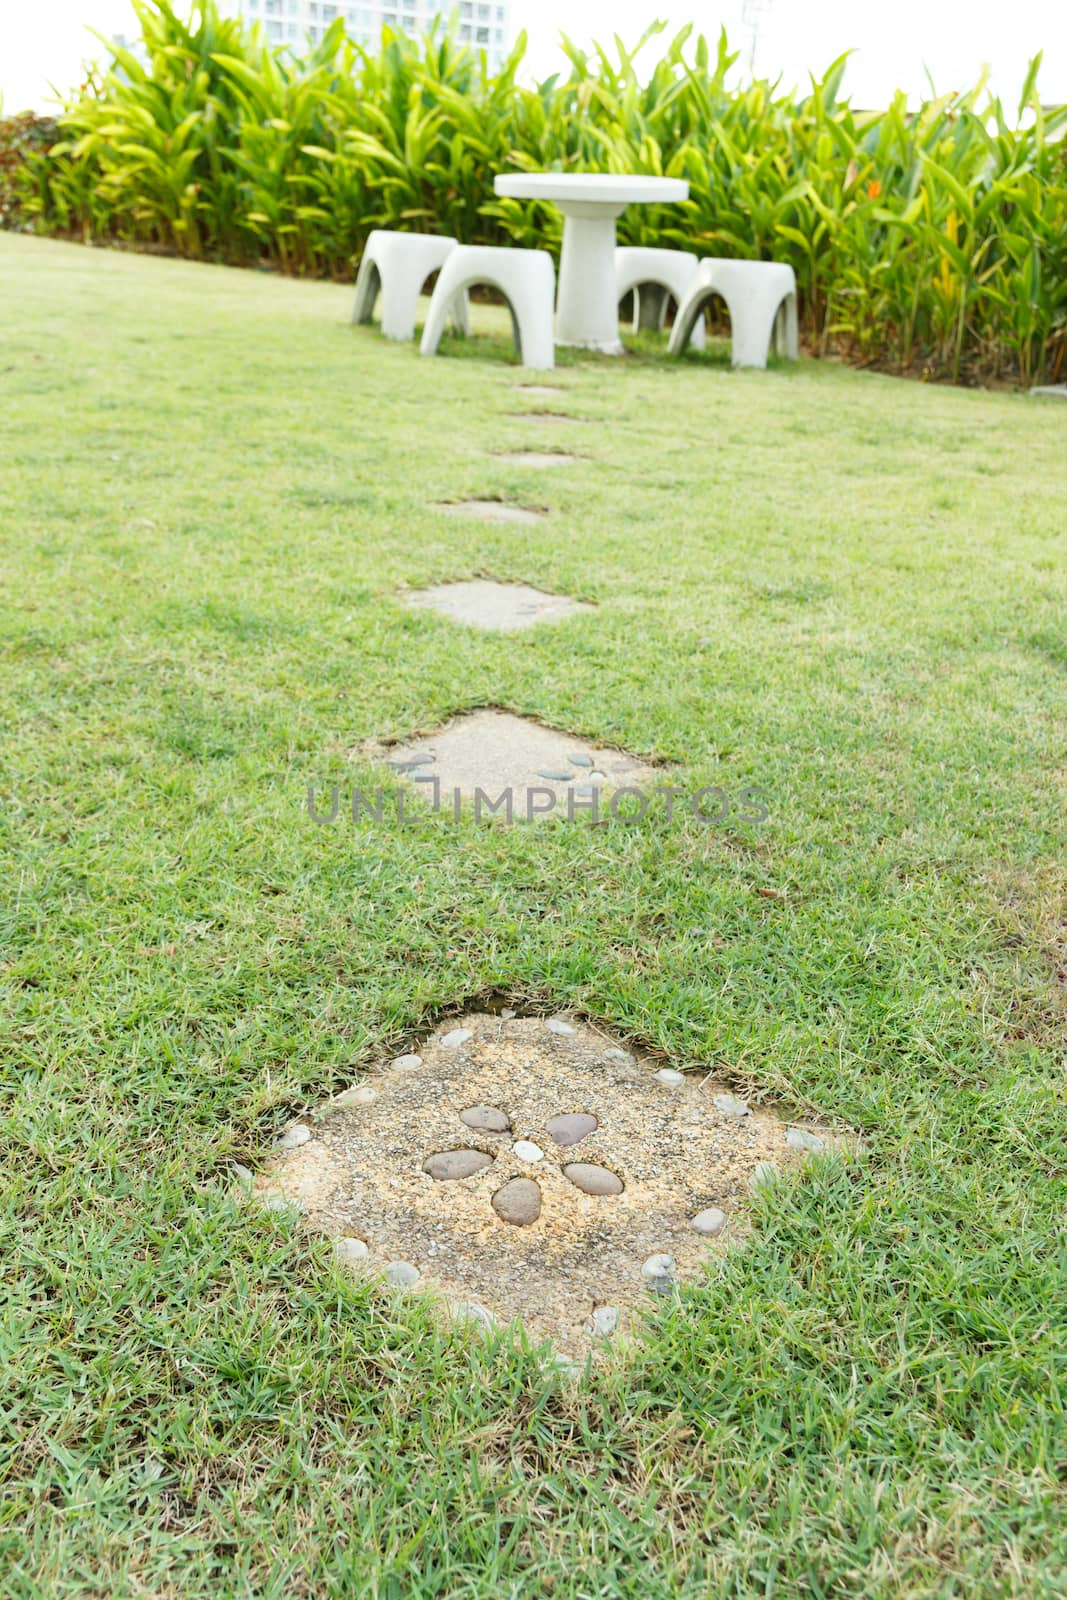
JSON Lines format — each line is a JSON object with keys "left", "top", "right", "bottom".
{"left": 493, "top": 173, "right": 689, "bottom": 353}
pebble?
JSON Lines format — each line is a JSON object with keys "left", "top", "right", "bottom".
{"left": 655, "top": 1068, "right": 685, "bottom": 1086}
{"left": 563, "top": 1162, "right": 624, "bottom": 1196}
{"left": 545, "top": 1018, "right": 577, "bottom": 1035}
{"left": 451, "top": 1301, "right": 496, "bottom": 1331}
{"left": 460, "top": 1105, "right": 511, "bottom": 1133}
{"left": 590, "top": 1305, "right": 619, "bottom": 1338}
{"left": 713, "top": 1093, "right": 751, "bottom": 1118}
{"left": 262, "top": 1193, "right": 302, "bottom": 1216}
{"left": 390, "top": 1053, "right": 422, "bottom": 1072}
{"left": 277, "top": 1124, "right": 311, "bottom": 1151}
{"left": 750, "top": 1160, "right": 779, "bottom": 1190}
{"left": 440, "top": 1028, "right": 473, "bottom": 1048}
{"left": 230, "top": 1162, "right": 253, "bottom": 1185}
{"left": 546, "top": 1112, "right": 598, "bottom": 1146}
{"left": 499, "top": 1007, "right": 516, "bottom": 1020}
{"left": 385, "top": 1261, "right": 420, "bottom": 1288}
{"left": 491, "top": 1177, "right": 542, "bottom": 1226}
{"left": 589, "top": 771, "right": 607, "bottom": 782}
{"left": 334, "top": 1237, "right": 369, "bottom": 1265}
{"left": 512, "top": 1140, "right": 545, "bottom": 1163}
{"left": 604, "top": 1047, "right": 635, "bottom": 1064}
{"left": 334, "top": 1084, "right": 376, "bottom": 1107}
{"left": 423, "top": 1149, "right": 494, "bottom": 1181}
{"left": 569, "top": 754, "right": 593, "bottom": 768}
{"left": 690, "top": 1207, "right": 727, "bottom": 1236}
{"left": 641, "top": 1253, "right": 676, "bottom": 1293}
{"left": 786, "top": 1127, "right": 826, "bottom": 1154}
{"left": 538, "top": 770, "right": 575, "bottom": 781}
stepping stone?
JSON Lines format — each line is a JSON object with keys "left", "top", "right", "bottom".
{"left": 563, "top": 1162, "right": 624, "bottom": 1197}
{"left": 689, "top": 1207, "right": 727, "bottom": 1236}
{"left": 546, "top": 1112, "right": 597, "bottom": 1147}
{"left": 493, "top": 452, "right": 578, "bottom": 468}
{"left": 423, "top": 1149, "right": 493, "bottom": 1181}
{"left": 460, "top": 1105, "right": 511, "bottom": 1133}
{"left": 368, "top": 710, "right": 655, "bottom": 805}
{"left": 440, "top": 1028, "right": 472, "bottom": 1048}
{"left": 403, "top": 580, "right": 592, "bottom": 634}
{"left": 436, "top": 499, "right": 544, "bottom": 524}
{"left": 516, "top": 384, "right": 564, "bottom": 397}
{"left": 513, "top": 1140, "right": 545, "bottom": 1162}
{"left": 1029, "top": 385, "right": 1067, "bottom": 399}
{"left": 492, "top": 1177, "right": 542, "bottom": 1226}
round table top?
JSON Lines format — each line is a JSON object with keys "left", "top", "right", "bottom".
{"left": 494, "top": 172, "right": 689, "bottom": 206}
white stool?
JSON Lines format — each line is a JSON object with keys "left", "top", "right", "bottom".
{"left": 615, "top": 247, "right": 705, "bottom": 349}
{"left": 668, "top": 259, "right": 798, "bottom": 368}
{"left": 352, "top": 230, "right": 470, "bottom": 342}
{"left": 420, "top": 246, "right": 556, "bottom": 370}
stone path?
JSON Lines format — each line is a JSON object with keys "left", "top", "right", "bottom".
{"left": 402, "top": 580, "right": 593, "bottom": 633}
{"left": 435, "top": 499, "right": 545, "bottom": 524}
{"left": 254, "top": 1010, "right": 841, "bottom": 1355}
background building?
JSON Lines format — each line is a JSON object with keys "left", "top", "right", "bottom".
{"left": 220, "top": 1, "right": 512, "bottom": 70}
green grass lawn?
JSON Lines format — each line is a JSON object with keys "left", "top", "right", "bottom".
{"left": 1, "top": 234, "right": 1065, "bottom": 1598}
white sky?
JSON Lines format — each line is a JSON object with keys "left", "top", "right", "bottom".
{"left": 2, "top": 1, "right": 1065, "bottom": 115}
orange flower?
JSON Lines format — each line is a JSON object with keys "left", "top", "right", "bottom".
{"left": 867, "top": 178, "right": 882, "bottom": 199}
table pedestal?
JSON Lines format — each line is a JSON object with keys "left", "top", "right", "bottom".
{"left": 555, "top": 201, "right": 628, "bottom": 353}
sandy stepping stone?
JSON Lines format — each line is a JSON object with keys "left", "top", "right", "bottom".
{"left": 515, "top": 384, "right": 565, "bottom": 397}
{"left": 402, "top": 580, "right": 593, "bottom": 633}
{"left": 362, "top": 709, "right": 655, "bottom": 813}
{"left": 253, "top": 1011, "right": 844, "bottom": 1355}
{"left": 436, "top": 500, "right": 545, "bottom": 525}
{"left": 493, "top": 451, "right": 579, "bottom": 468}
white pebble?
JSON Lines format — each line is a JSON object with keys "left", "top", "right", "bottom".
{"left": 440, "top": 1028, "right": 472, "bottom": 1048}
{"left": 590, "top": 1305, "right": 619, "bottom": 1338}
{"left": 750, "top": 1161, "right": 779, "bottom": 1191}
{"left": 604, "top": 1047, "right": 635, "bottom": 1064}
{"left": 261, "top": 1193, "right": 302, "bottom": 1217}
{"left": 229, "top": 1162, "right": 253, "bottom": 1186}
{"left": 451, "top": 1301, "right": 495, "bottom": 1331}
{"left": 713, "top": 1093, "right": 751, "bottom": 1119}
{"left": 513, "top": 1140, "right": 545, "bottom": 1163}
{"left": 641, "top": 1253, "right": 676, "bottom": 1292}
{"left": 690, "top": 1207, "right": 727, "bottom": 1237}
{"left": 390, "top": 1053, "right": 422, "bottom": 1072}
{"left": 655, "top": 1068, "right": 685, "bottom": 1086}
{"left": 385, "top": 1260, "right": 420, "bottom": 1287}
{"left": 499, "top": 1007, "right": 516, "bottom": 1021}
{"left": 277, "top": 1124, "right": 311, "bottom": 1151}
{"left": 545, "top": 1018, "right": 576, "bottom": 1035}
{"left": 786, "top": 1126, "right": 825, "bottom": 1155}
{"left": 335, "top": 1084, "right": 376, "bottom": 1107}
{"left": 334, "top": 1237, "right": 369, "bottom": 1266}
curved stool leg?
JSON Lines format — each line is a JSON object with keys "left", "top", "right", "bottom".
{"left": 509, "top": 269, "right": 555, "bottom": 370}
{"left": 450, "top": 289, "right": 471, "bottom": 336}
{"left": 420, "top": 257, "right": 462, "bottom": 357}
{"left": 775, "top": 292, "right": 799, "bottom": 359}
{"left": 378, "top": 257, "right": 432, "bottom": 342}
{"left": 667, "top": 288, "right": 711, "bottom": 356}
{"left": 352, "top": 256, "right": 381, "bottom": 326}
